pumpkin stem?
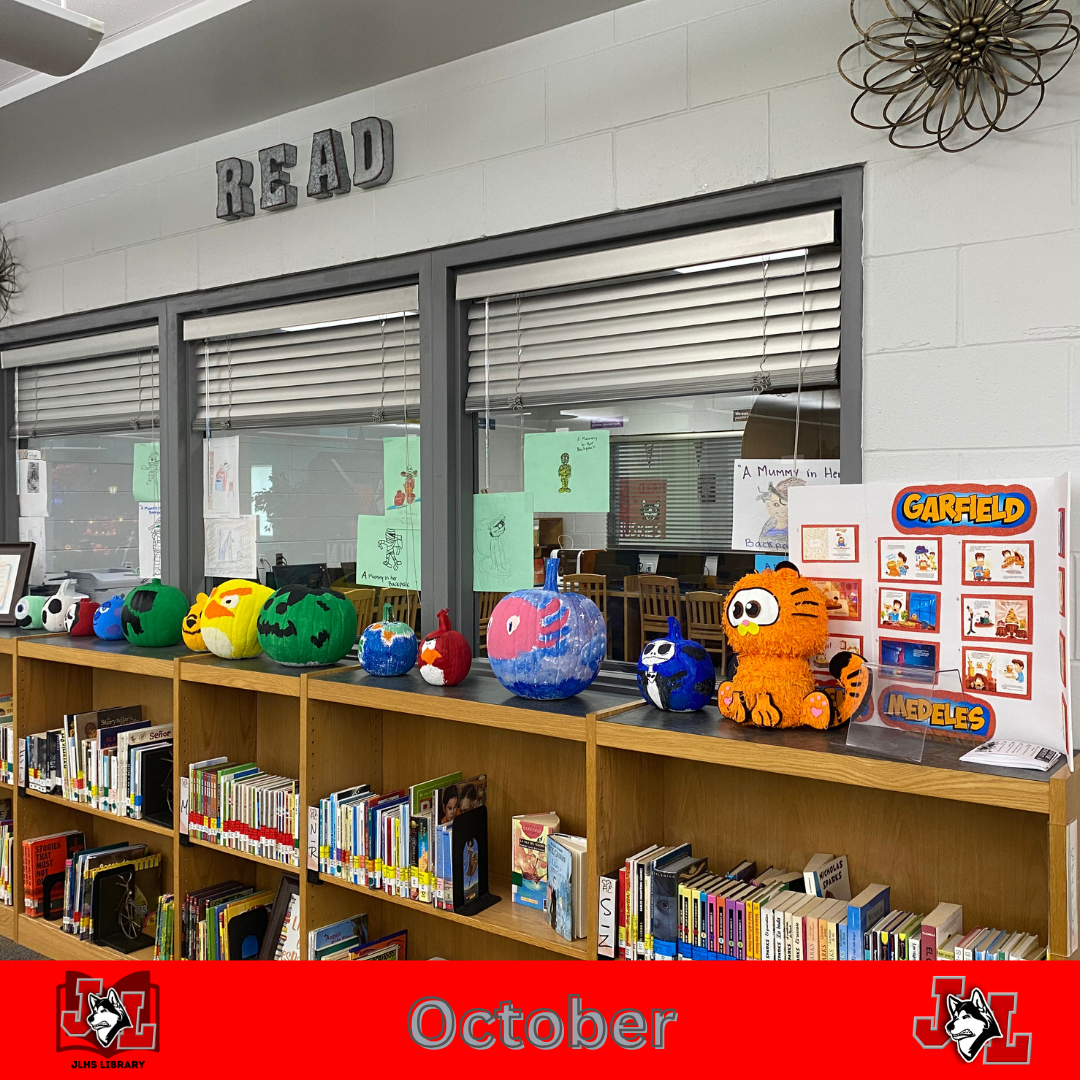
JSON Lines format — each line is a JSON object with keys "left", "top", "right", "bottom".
{"left": 666, "top": 615, "right": 681, "bottom": 639}
{"left": 382, "top": 602, "right": 394, "bottom": 622}
{"left": 437, "top": 608, "right": 452, "bottom": 632}
{"left": 544, "top": 557, "right": 560, "bottom": 592}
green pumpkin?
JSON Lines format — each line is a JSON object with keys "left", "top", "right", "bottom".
{"left": 121, "top": 579, "right": 189, "bottom": 647}
{"left": 256, "top": 585, "right": 356, "bottom": 666}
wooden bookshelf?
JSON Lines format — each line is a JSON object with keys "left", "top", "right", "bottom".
{"left": 0, "top": 634, "right": 1075, "bottom": 961}
{"left": 17, "top": 912, "right": 155, "bottom": 962}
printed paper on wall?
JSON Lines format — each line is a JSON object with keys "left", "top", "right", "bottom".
{"left": 524, "top": 430, "right": 610, "bottom": 513}
{"left": 204, "top": 515, "right": 257, "bottom": 578}
{"left": 133, "top": 441, "right": 161, "bottom": 503}
{"left": 383, "top": 435, "right": 420, "bottom": 514}
{"left": 203, "top": 435, "right": 240, "bottom": 518}
{"left": 731, "top": 459, "right": 840, "bottom": 554}
{"left": 17, "top": 450, "right": 47, "bottom": 518}
{"left": 356, "top": 513, "right": 420, "bottom": 591}
{"left": 139, "top": 503, "right": 162, "bottom": 579}
{"left": 473, "top": 491, "right": 534, "bottom": 593}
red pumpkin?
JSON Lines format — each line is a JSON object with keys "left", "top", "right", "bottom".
{"left": 418, "top": 609, "right": 472, "bottom": 686}
{"left": 66, "top": 598, "right": 99, "bottom": 636}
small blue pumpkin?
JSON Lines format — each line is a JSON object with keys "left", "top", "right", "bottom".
{"left": 358, "top": 603, "right": 416, "bottom": 676}
{"left": 487, "top": 557, "right": 606, "bottom": 700}
{"left": 93, "top": 594, "right": 127, "bottom": 640}
{"left": 637, "top": 616, "right": 716, "bottom": 712}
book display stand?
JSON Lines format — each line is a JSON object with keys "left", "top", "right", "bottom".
{"left": 0, "top": 627, "right": 1076, "bottom": 960}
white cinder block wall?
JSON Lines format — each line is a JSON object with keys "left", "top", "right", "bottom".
{"left": 4, "top": 0, "right": 1080, "bottom": 695}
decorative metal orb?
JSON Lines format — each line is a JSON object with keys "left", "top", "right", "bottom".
{"left": 839, "top": 1, "right": 1079, "bottom": 152}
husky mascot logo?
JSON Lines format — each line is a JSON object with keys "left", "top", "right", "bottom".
{"left": 56, "top": 971, "right": 160, "bottom": 1057}
{"left": 944, "top": 989, "right": 1002, "bottom": 1062}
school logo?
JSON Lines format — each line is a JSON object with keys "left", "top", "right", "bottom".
{"left": 892, "top": 484, "right": 1037, "bottom": 536}
{"left": 56, "top": 970, "right": 160, "bottom": 1057}
{"left": 913, "top": 976, "right": 1031, "bottom": 1064}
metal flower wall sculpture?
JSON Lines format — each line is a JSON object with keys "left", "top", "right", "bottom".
{"left": 839, "top": 1, "right": 1079, "bottom": 152}
{"left": 0, "top": 228, "right": 18, "bottom": 320}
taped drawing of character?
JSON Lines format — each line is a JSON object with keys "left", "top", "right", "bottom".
{"left": 379, "top": 529, "right": 403, "bottom": 571}
{"left": 558, "top": 452, "right": 572, "bottom": 494}
{"left": 756, "top": 476, "right": 805, "bottom": 545}
{"left": 479, "top": 515, "right": 511, "bottom": 579}
{"left": 143, "top": 446, "right": 161, "bottom": 497}
{"left": 150, "top": 517, "right": 161, "bottom": 575}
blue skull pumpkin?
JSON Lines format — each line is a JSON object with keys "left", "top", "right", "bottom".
{"left": 637, "top": 616, "right": 716, "bottom": 712}
{"left": 487, "top": 558, "right": 606, "bottom": 700}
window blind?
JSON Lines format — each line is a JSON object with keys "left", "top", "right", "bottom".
{"left": 186, "top": 286, "right": 420, "bottom": 430}
{"left": 464, "top": 223, "right": 840, "bottom": 412}
{"left": 2, "top": 326, "right": 159, "bottom": 438}
{"left": 608, "top": 434, "right": 743, "bottom": 552}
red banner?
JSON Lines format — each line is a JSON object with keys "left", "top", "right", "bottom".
{"left": 3, "top": 960, "right": 1077, "bottom": 1069}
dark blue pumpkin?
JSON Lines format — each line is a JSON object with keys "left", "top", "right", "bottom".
{"left": 487, "top": 557, "right": 606, "bottom": 700}
{"left": 637, "top": 616, "right": 716, "bottom": 712}
{"left": 93, "top": 594, "right": 126, "bottom": 640}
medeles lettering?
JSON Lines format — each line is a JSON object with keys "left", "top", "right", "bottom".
{"left": 408, "top": 995, "right": 678, "bottom": 1050}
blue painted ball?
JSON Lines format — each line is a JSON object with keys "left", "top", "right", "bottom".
{"left": 637, "top": 617, "right": 716, "bottom": 712}
{"left": 93, "top": 594, "right": 127, "bottom": 640}
{"left": 487, "top": 558, "right": 606, "bottom": 700}
{"left": 359, "top": 605, "right": 416, "bottom": 676}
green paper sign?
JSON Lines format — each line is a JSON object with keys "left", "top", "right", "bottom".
{"left": 383, "top": 435, "right": 420, "bottom": 515}
{"left": 524, "top": 430, "right": 610, "bottom": 513}
{"left": 473, "top": 491, "right": 535, "bottom": 593}
{"left": 357, "top": 512, "right": 420, "bottom": 591}
{"left": 133, "top": 441, "right": 161, "bottom": 502}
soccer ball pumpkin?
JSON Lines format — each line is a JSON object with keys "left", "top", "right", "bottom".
{"left": 121, "top": 579, "right": 189, "bottom": 647}
{"left": 14, "top": 595, "right": 46, "bottom": 630}
{"left": 257, "top": 585, "right": 356, "bottom": 667}
{"left": 358, "top": 603, "right": 417, "bottom": 676}
{"left": 637, "top": 617, "right": 716, "bottom": 712}
{"left": 201, "top": 579, "right": 275, "bottom": 659}
{"left": 182, "top": 593, "right": 209, "bottom": 652}
{"left": 487, "top": 558, "right": 606, "bottom": 700}
{"left": 418, "top": 608, "right": 472, "bottom": 686}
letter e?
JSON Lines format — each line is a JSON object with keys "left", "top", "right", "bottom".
{"left": 612, "top": 1010, "right": 647, "bottom": 1050}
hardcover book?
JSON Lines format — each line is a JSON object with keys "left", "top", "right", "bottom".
{"left": 511, "top": 811, "right": 559, "bottom": 910}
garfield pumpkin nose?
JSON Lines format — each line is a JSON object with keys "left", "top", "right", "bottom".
{"left": 737, "top": 621, "right": 760, "bottom": 637}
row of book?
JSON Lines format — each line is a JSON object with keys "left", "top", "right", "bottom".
{"left": 599, "top": 845, "right": 1045, "bottom": 961}
{"left": 153, "top": 894, "right": 174, "bottom": 961}
{"left": 21, "top": 705, "right": 172, "bottom": 824}
{"left": 1, "top": 707, "right": 14, "bottom": 785}
{"left": 315, "top": 770, "right": 487, "bottom": 909}
{"left": 0, "top": 797, "right": 11, "bottom": 906}
{"left": 22, "top": 829, "right": 162, "bottom": 953}
{"left": 185, "top": 758, "right": 299, "bottom": 866}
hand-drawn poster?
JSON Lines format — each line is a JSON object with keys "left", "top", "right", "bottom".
{"left": 731, "top": 459, "right": 840, "bottom": 554}
{"left": 133, "top": 441, "right": 161, "bottom": 503}
{"left": 473, "top": 491, "right": 534, "bottom": 592}
{"left": 139, "top": 502, "right": 162, "bottom": 579}
{"left": 204, "top": 515, "right": 257, "bottom": 578}
{"left": 617, "top": 479, "right": 666, "bottom": 540}
{"left": 18, "top": 516, "right": 45, "bottom": 586}
{"left": 18, "top": 450, "right": 47, "bottom": 518}
{"left": 203, "top": 435, "right": 240, "bottom": 518}
{"left": 356, "top": 513, "right": 420, "bottom": 591}
{"left": 524, "top": 431, "right": 610, "bottom": 513}
{"left": 383, "top": 435, "right": 420, "bottom": 514}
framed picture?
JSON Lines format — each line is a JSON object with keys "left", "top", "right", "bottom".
{"left": 801, "top": 524, "right": 859, "bottom": 563}
{"left": 962, "top": 646, "right": 1032, "bottom": 701}
{"left": 961, "top": 540, "right": 1033, "bottom": 587}
{"left": 0, "top": 542, "right": 35, "bottom": 624}
{"left": 877, "top": 537, "right": 941, "bottom": 585}
{"left": 878, "top": 588, "right": 941, "bottom": 634}
{"left": 811, "top": 632, "right": 864, "bottom": 671}
{"left": 880, "top": 637, "right": 938, "bottom": 671}
{"left": 807, "top": 578, "right": 862, "bottom": 621}
{"left": 960, "top": 594, "right": 1032, "bottom": 644}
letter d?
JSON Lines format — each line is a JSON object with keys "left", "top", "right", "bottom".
{"left": 569, "top": 994, "right": 607, "bottom": 1049}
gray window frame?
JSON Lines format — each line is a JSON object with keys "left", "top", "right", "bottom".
{"left": 0, "top": 165, "right": 862, "bottom": 646}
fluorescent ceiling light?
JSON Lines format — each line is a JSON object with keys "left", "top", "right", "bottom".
{"left": 673, "top": 247, "right": 809, "bottom": 275}
{"left": 0, "top": 0, "right": 104, "bottom": 76}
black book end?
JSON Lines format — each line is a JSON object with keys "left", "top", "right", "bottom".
{"left": 306, "top": 868, "right": 322, "bottom": 884}
{"left": 178, "top": 832, "right": 191, "bottom": 847}
{"left": 455, "top": 891, "right": 501, "bottom": 918}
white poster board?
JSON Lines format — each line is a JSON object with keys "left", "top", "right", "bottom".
{"left": 731, "top": 459, "right": 840, "bottom": 554}
{"left": 17, "top": 450, "right": 47, "bottom": 518}
{"left": 788, "top": 476, "right": 1071, "bottom": 759}
{"left": 139, "top": 502, "right": 162, "bottom": 579}
{"left": 204, "top": 515, "right": 257, "bottom": 578}
{"left": 203, "top": 435, "right": 240, "bottom": 518}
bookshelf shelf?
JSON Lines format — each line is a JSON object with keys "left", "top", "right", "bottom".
{"left": 188, "top": 835, "right": 300, "bottom": 873}
{"left": 24, "top": 789, "right": 174, "bottom": 838}
{"left": 17, "top": 912, "right": 155, "bottom": 963}
{"left": 1, "top": 633, "right": 1075, "bottom": 961}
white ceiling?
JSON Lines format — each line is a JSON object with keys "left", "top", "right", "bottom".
{"left": 0, "top": 0, "right": 641, "bottom": 202}
{"left": 0, "top": 0, "right": 209, "bottom": 89}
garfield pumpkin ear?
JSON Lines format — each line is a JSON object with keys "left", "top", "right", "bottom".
{"left": 774, "top": 560, "right": 801, "bottom": 575}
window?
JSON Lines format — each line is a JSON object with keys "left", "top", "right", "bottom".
{"left": 460, "top": 209, "right": 843, "bottom": 662}
{"left": 184, "top": 286, "right": 421, "bottom": 606}
{"left": 2, "top": 326, "right": 159, "bottom": 577}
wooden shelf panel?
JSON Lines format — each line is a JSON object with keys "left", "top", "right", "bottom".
{"left": 17, "top": 636, "right": 188, "bottom": 678}
{"left": 25, "top": 789, "right": 175, "bottom": 837}
{"left": 317, "top": 873, "right": 586, "bottom": 959}
{"left": 17, "top": 913, "right": 155, "bottom": 962}
{"left": 188, "top": 835, "right": 300, "bottom": 873}
{"left": 596, "top": 707, "right": 1055, "bottom": 814}
{"left": 0, "top": 904, "right": 13, "bottom": 940}
{"left": 0, "top": 628, "right": 58, "bottom": 655}
{"left": 180, "top": 654, "right": 324, "bottom": 697}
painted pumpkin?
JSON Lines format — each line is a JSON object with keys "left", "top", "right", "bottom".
{"left": 14, "top": 595, "right": 46, "bottom": 630}
{"left": 488, "top": 557, "right": 606, "bottom": 700}
{"left": 257, "top": 585, "right": 356, "bottom": 667}
{"left": 93, "top": 595, "right": 126, "bottom": 640}
{"left": 637, "top": 616, "right": 716, "bottom": 712}
{"left": 183, "top": 593, "right": 210, "bottom": 652}
{"left": 201, "top": 578, "right": 275, "bottom": 659}
{"left": 65, "top": 599, "right": 99, "bottom": 636}
{"left": 418, "top": 608, "right": 472, "bottom": 686}
{"left": 43, "top": 579, "right": 85, "bottom": 633}
{"left": 121, "top": 579, "right": 188, "bottom": 647}
{"left": 358, "top": 602, "right": 417, "bottom": 676}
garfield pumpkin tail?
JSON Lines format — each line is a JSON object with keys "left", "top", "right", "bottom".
{"left": 829, "top": 651, "right": 874, "bottom": 725}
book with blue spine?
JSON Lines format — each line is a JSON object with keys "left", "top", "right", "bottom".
{"left": 547, "top": 835, "right": 574, "bottom": 941}
{"left": 847, "top": 883, "right": 889, "bottom": 960}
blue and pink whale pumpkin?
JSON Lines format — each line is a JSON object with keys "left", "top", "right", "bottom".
{"left": 487, "top": 558, "right": 606, "bottom": 700}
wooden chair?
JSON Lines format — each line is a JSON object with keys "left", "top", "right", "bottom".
{"left": 686, "top": 590, "right": 728, "bottom": 679}
{"left": 638, "top": 575, "right": 682, "bottom": 653}
{"left": 562, "top": 574, "right": 609, "bottom": 658}
{"left": 378, "top": 589, "right": 421, "bottom": 633}
{"left": 338, "top": 586, "right": 376, "bottom": 636}
{"left": 477, "top": 591, "right": 508, "bottom": 656}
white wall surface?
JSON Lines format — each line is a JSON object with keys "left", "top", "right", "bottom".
{"left": 5, "top": 0, "right": 1080, "bottom": 697}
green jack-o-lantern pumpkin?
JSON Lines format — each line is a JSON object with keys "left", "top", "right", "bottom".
{"left": 256, "top": 585, "right": 356, "bottom": 666}
{"left": 121, "top": 578, "right": 188, "bottom": 647}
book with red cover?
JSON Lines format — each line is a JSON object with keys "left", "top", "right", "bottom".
{"left": 23, "top": 830, "right": 84, "bottom": 918}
